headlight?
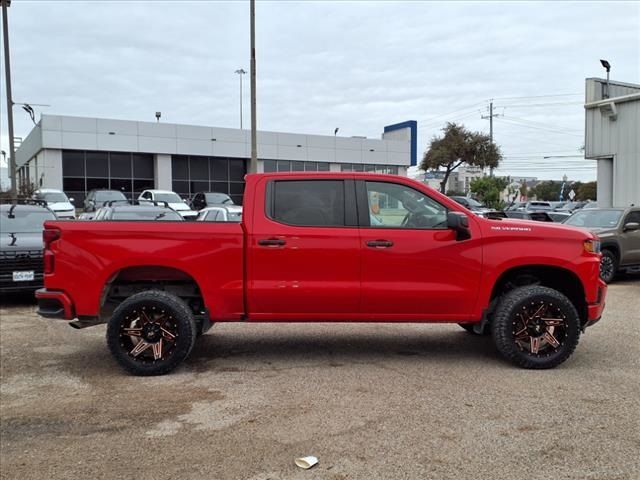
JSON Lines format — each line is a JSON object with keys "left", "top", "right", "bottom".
{"left": 584, "top": 239, "right": 601, "bottom": 254}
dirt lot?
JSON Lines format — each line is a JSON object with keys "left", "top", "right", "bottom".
{"left": 1, "top": 279, "right": 639, "bottom": 480}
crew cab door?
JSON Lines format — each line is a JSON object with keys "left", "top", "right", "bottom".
{"left": 620, "top": 209, "right": 640, "bottom": 264}
{"left": 248, "top": 177, "right": 360, "bottom": 319}
{"left": 357, "top": 179, "right": 482, "bottom": 320}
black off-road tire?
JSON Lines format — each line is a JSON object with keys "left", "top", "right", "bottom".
{"left": 492, "top": 286, "right": 581, "bottom": 369}
{"left": 107, "top": 290, "right": 197, "bottom": 376}
{"left": 599, "top": 249, "right": 618, "bottom": 284}
{"left": 458, "top": 323, "right": 490, "bottom": 335}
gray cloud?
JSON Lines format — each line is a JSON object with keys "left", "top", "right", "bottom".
{"left": 1, "top": 0, "right": 638, "bottom": 181}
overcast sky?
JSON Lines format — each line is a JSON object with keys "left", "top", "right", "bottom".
{"left": 1, "top": 1, "right": 639, "bottom": 181}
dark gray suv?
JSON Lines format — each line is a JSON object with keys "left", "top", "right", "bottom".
{"left": 564, "top": 207, "right": 640, "bottom": 282}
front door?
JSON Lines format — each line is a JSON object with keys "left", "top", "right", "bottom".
{"left": 358, "top": 179, "right": 483, "bottom": 320}
{"left": 620, "top": 209, "right": 640, "bottom": 264}
{"left": 249, "top": 178, "right": 361, "bottom": 320}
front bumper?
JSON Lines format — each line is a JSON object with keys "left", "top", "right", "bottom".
{"left": 584, "top": 279, "right": 607, "bottom": 328}
{"left": 35, "top": 288, "right": 75, "bottom": 320}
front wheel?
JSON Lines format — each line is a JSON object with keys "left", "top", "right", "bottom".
{"left": 107, "top": 290, "right": 197, "bottom": 376}
{"left": 599, "top": 249, "right": 617, "bottom": 283}
{"left": 492, "top": 286, "right": 580, "bottom": 369}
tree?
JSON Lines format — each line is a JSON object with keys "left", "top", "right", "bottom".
{"left": 577, "top": 181, "right": 597, "bottom": 200}
{"left": 421, "top": 123, "right": 502, "bottom": 193}
{"left": 470, "top": 176, "right": 509, "bottom": 210}
{"left": 530, "top": 181, "right": 562, "bottom": 201}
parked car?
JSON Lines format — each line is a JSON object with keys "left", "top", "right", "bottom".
{"left": 197, "top": 205, "right": 243, "bottom": 222}
{"left": 32, "top": 189, "right": 75, "bottom": 219}
{"left": 138, "top": 190, "right": 198, "bottom": 220}
{"left": 524, "top": 201, "right": 553, "bottom": 211}
{"left": 504, "top": 201, "right": 526, "bottom": 211}
{"left": 564, "top": 207, "right": 640, "bottom": 283}
{"left": 556, "top": 201, "right": 587, "bottom": 213}
{"left": 505, "top": 211, "right": 555, "bottom": 222}
{"left": 37, "top": 172, "right": 606, "bottom": 375}
{"left": 448, "top": 196, "right": 493, "bottom": 215}
{"left": 84, "top": 189, "right": 128, "bottom": 212}
{"left": 190, "top": 192, "right": 235, "bottom": 211}
{"left": 1, "top": 201, "right": 57, "bottom": 293}
{"left": 93, "top": 204, "right": 185, "bottom": 222}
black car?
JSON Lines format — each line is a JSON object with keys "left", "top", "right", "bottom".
{"left": 93, "top": 204, "right": 184, "bottom": 221}
{"left": 190, "top": 192, "right": 235, "bottom": 211}
{"left": 83, "top": 189, "right": 128, "bottom": 212}
{"left": 0, "top": 202, "right": 57, "bottom": 294}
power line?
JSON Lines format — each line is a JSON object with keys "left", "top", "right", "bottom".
{"left": 495, "top": 101, "right": 583, "bottom": 108}
{"left": 497, "top": 117, "right": 583, "bottom": 137}
{"left": 500, "top": 114, "right": 582, "bottom": 134}
{"left": 492, "top": 93, "right": 582, "bottom": 101}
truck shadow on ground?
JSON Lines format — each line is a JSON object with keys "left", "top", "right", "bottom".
{"left": 186, "top": 327, "right": 503, "bottom": 372}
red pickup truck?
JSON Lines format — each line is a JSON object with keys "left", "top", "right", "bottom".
{"left": 36, "top": 173, "right": 607, "bottom": 375}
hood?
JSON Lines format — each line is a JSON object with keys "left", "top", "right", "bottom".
{"left": 486, "top": 217, "right": 595, "bottom": 240}
{"left": 168, "top": 202, "right": 190, "bottom": 211}
{"left": 586, "top": 226, "right": 617, "bottom": 237}
{"left": 1, "top": 231, "right": 43, "bottom": 251}
{"left": 47, "top": 201, "right": 75, "bottom": 212}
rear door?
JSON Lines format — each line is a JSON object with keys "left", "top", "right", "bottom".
{"left": 357, "top": 179, "right": 483, "bottom": 320}
{"left": 248, "top": 178, "right": 360, "bottom": 319}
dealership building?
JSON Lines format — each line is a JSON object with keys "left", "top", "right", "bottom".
{"left": 584, "top": 78, "right": 640, "bottom": 208}
{"left": 14, "top": 115, "right": 416, "bottom": 205}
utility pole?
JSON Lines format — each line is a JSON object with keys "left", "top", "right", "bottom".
{"left": 481, "top": 100, "right": 499, "bottom": 176}
{"left": 248, "top": 0, "right": 258, "bottom": 174}
{"left": 235, "top": 68, "right": 246, "bottom": 129}
{"left": 2, "top": 0, "right": 16, "bottom": 195}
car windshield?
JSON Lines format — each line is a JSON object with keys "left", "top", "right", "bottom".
{"left": 0, "top": 209, "right": 56, "bottom": 232}
{"left": 95, "top": 191, "right": 127, "bottom": 202}
{"left": 41, "top": 192, "right": 69, "bottom": 203}
{"left": 112, "top": 209, "right": 183, "bottom": 221}
{"left": 465, "top": 198, "right": 484, "bottom": 208}
{"left": 565, "top": 210, "right": 623, "bottom": 228}
{"left": 153, "top": 193, "right": 183, "bottom": 203}
{"left": 205, "top": 193, "right": 234, "bottom": 205}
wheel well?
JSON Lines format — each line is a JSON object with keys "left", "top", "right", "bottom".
{"left": 100, "top": 266, "right": 205, "bottom": 321}
{"left": 601, "top": 243, "right": 619, "bottom": 260}
{"left": 490, "top": 265, "right": 587, "bottom": 325}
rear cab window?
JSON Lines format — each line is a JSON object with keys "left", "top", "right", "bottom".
{"left": 267, "top": 180, "right": 354, "bottom": 227}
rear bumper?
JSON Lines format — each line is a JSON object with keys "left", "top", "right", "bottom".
{"left": 35, "top": 288, "right": 75, "bottom": 320}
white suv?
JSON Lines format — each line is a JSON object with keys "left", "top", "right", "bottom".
{"left": 33, "top": 189, "right": 76, "bottom": 219}
{"left": 137, "top": 190, "right": 198, "bottom": 220}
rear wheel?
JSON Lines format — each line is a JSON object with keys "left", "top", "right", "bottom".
{"left": 599, "top": 249, "right": 617, "bottom": 283}
{"left": 107, "top": 290, "right": 197, "bottom": 376}
{"left": 492, "top": 286, "right": 580, "bottom": 369}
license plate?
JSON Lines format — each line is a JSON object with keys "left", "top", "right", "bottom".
{"left": 13, "top": 271, "right": 35, "bottom": 282}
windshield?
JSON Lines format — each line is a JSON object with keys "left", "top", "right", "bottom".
{"left": 205, "top": 193, "right": 234, "bottom": 205}
{"left": 154, "top": 193, "right": 183, "bottom": 203}
{"left": 1, "top": 209, "right": 56, "bottom": 232}
{"left": 40, "top": 192, "right": 69, "bottom": 203}
{"left": 565, "top": 210, "right": 623, "bottom": 228}
{"left": 465, "top": 198, "right": 484, "bottom": 208}
{"left": 112, "top": 210, "right": 183, "bottom": 221}
{"left": 95, "top": 191, "right": 127, "bottom": 202}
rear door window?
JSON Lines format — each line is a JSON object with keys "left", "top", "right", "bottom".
{"left": 271, "top": 180, "right": 345, "bottom": 227}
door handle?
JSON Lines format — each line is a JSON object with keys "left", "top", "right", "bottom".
{"left": 258, "top": 238, "right": 286, "bottom": 247}
{"left": 366, "top": 239, "right": 394, "bottom": 248}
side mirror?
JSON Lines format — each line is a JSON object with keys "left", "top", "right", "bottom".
{"left": 447, "top": 211, "right": 471, "bottom": 241}
{"left": 69, "top": 198, "right": 75, "bottom": 204}
{"left": 623, "top": 222, "right": 640, "bottom": 232}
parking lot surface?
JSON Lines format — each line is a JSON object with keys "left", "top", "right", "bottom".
{"left": 1, "top": 279, "right": 639, "bottom": 480}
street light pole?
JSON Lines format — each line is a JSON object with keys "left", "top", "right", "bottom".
{"left": 235, "top": 68, "right": 246, "bottom": 129}
{"left": 249, "top": 0, "right": 258, "bottom": 174}
{"left": 2, "top": 0, "right": 16, "bottom": 195}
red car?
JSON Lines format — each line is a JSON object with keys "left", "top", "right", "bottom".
{"left": 36, "top": 173, "right": 607, "bottom": 375}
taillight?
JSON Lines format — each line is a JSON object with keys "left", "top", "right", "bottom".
{"left": 43, "top": 227, "right": 61, "bottom": 250}
{"left": 43, "top": 227, "right": 61, "bottom": 274}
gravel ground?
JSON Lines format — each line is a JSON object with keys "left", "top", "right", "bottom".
{"left": 1, "top": 278, "right": 639, "bottom": 480}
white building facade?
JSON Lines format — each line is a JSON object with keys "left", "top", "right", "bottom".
{"left": 15, "top": 115, "right": 416, "bottom": 205}
{"left": 584, "top": 78, "right": 640, "bottom": 208}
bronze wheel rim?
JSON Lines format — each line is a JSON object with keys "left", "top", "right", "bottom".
{"left": 512, "top": 300, "right": 568, "bottom": 356}
{"left": 119, "top": 306, "right": 179, "bottom": 363}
